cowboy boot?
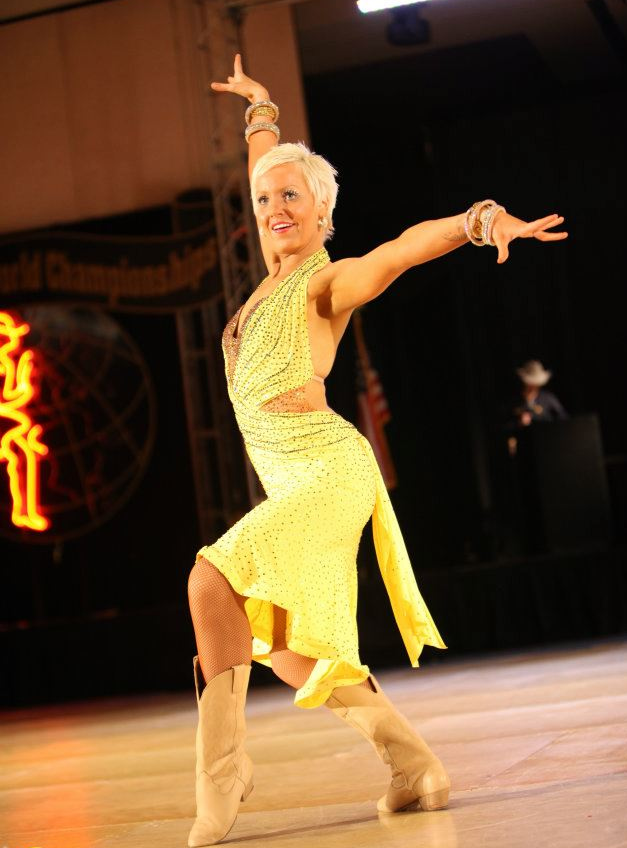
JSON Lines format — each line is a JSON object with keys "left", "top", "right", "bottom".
{"left": 325, "top": 673, "right": 450, "bottom": 813}
{"left": 188, "top": 656, "right": 254, "bottom": 847}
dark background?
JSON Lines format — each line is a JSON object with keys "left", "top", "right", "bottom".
{"left": 2, "top": 29, "right": 627, "bottom": 706}
{"left": 307, "top": 34, "right": 627, "bottom": 562}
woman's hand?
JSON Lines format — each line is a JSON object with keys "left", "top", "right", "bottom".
{"left": 210, "top": 53, "right": 268, "bottom": 104}
{"left": 491, "top": 212, "right": 568, "bottom": 264}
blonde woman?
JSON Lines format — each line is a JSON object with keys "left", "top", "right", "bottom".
{"left": 186, "top": 55, "right": 568, "bottom": 847}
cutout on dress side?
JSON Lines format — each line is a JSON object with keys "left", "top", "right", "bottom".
{"left": 260, "top": 382, "right": 320, "bottom": 414}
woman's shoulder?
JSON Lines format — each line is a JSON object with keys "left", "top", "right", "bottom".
{"left": 309, "top": 256, "right": 358, "bottom": 299}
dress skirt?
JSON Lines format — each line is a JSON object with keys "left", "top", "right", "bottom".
{"left": 199, "top": 430, "right": 377, "bottom": 708}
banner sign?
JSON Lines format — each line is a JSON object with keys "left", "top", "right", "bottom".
{"left": 0, "top": 219, "right": 221, "bottom": 311}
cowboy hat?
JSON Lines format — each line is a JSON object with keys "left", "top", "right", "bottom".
{"left": 516, "top": 359, "right": 552, "bottom": 387}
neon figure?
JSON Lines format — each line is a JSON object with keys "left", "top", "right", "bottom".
{"left": 0, "top": 311, "right": 49, "bottom": 531}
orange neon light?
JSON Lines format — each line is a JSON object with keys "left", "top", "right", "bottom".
{"left": 0, "top": 311, "right": 49, "bottom": 531}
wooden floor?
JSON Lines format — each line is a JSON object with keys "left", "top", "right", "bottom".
{"left": 2, "top": 638, "right": 627, "bottom": 848}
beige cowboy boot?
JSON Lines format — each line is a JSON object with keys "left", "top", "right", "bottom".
{"left": 325, "top": 673, "right": 450, "bottom": 813}
{"left": 188, "top": 656, "right": 254, "bottom": 847}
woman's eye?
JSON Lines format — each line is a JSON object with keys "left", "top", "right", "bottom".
{"left": 257, "top": 195, "right": 268, "bottom": 205}
{"left": 284, "top": 190, "right": 298, "bottom": 200}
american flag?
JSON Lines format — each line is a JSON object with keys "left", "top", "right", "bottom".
{"left": 352, "top": 309, "right": 398, "bottom": 491}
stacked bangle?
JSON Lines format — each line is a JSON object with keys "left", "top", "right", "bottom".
{"left": 464, "top": 199, "right": 506, "bottom": 247}
{"left": 245, "top": 121, "right": 280, "bottom": 143}
{"left": 464, "top": 201, "right": 485, "bottom": 246}
{"left": 244, "top": 98, "right": 280, "bottom": 144}
{"left": 245, "top": 99, "right": 279, "bottom": 125}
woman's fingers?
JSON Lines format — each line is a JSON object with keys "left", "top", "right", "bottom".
{"left": 531, "top": 213, "right": 560, "bottom": 227}
{"left": 520, "top": 214, "right": 563, "bottom": 237}
{"left": 535, "top": 217, "right": 568, "bottom": 240}
{"left": 522, "top": 215, "right": 568, "bottom": 242}
{"left": 210, "top": 54, "right": 244, "bottom": 93}
{"left": 534, "top": 230, "right": 569, "bottom": 241}
{"left": 209, "top": 78, "right": 245, "bottom": 94}
{"left": 491, "top": 211, "right": 567, "bottom": 263}
{"left": 211, "top": 53, "right": 269, "bottom": 101}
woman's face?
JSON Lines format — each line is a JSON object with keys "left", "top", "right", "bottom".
{"left": 254, "top": 163, "right": 326, "bottom": 254}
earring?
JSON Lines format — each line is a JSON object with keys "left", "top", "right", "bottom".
{"left": 318, "top": 217, "right": 327, "bottom": 229}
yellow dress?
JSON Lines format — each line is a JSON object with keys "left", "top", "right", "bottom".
{"left": 197, "top": 247, "right": 445, "bottom": 708}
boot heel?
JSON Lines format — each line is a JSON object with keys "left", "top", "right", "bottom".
{"left": 241, "top": 780, "right": 254, "bottom": 802}
{"left": 419, "top": 788, "right": 449, "bottom": 811}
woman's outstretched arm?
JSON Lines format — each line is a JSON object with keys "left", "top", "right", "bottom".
{"left": 325, "top": 208, "right": 568, "bottom": 316}
{"left": 210, "top": 54, "right": 279, "bottom": 179}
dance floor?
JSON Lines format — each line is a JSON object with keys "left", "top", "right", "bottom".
{"left": 2, "top": 638, "right": 626, "bottom": 848}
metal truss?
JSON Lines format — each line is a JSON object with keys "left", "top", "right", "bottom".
{"left": 176, "top": 0, "right": 266, "bottom": 545}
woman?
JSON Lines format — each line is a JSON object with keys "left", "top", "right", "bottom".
{"left": 187, "top": 55, "right": 568, "bottom": 847}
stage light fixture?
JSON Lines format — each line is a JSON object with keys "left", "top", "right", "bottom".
{"left": 357, "top": 0, "right": 428, "bottom": 13}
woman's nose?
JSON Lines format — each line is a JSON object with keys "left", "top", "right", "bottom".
{"left": 267, "top": 195, "right": 286, "bottom": 216}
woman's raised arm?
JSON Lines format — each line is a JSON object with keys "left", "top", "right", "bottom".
{"left": 326, "top": 205, "right": 568, "bottom": 316}
{"left": 210, "top": 54, "right": 279, "bottom": 180}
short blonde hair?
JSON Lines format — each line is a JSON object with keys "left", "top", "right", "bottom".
{"left": 250, "top": 142, "right": 339, "bottom": 240}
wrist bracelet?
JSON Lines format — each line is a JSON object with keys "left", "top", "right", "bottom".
{"left": 475, "top": 199, "right": 496, "bottom": 235}
{"left": 481, "top": 203, "right": 499, "bottom": 245}
{"left": 465, "top": 199, "right": 500, "bottom": 246}
{"left": 248, "top": 105, "right": 276, "bottom": 122}
{"left": 245, "top": 121, "right": 280, "bottom": 143}
{"left": 245, "top": 99, "right": 279, "bottom": 125}
{"left": 464, "top": 202, "right": 484, "bottom": 246}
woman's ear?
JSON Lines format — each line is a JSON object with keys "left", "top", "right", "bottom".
{"left": 317, "top": 200, "right": 330, "bottom": 229}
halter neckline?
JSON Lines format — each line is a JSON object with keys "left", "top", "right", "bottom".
{"left": 232, "top": 247, "right": 330, "bottom": 342}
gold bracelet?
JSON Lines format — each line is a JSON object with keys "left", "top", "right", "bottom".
{"left": 475, "top": 200, "right": 496, "bottom": 236}
{"left": 464, "top": 202, "right": 484, "bottom": 246}
{"left": 465, "top": 199, "right": 497, "bottom": 246}
{"left": 248, "top": 105, "right": 276, "bottom": 122}
{"left": 245, "top": 99, "right": 279, "bottom": 125}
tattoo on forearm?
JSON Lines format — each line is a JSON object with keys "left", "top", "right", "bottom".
{"left": 442, "top": 224, "right": 467, "bottom": 242}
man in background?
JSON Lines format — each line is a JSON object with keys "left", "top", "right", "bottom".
{"left": 511, "top": 359, "right": 568, "bottom": 427}
{"left": 507, "top": 359, "right": 568, "bottom": 456}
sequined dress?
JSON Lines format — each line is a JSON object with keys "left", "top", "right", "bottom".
{"left": 197, "top": 248, "right": 445, "bottom": 708}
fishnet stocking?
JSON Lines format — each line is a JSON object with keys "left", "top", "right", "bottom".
{"left": 188, "top": 556, "right": 252, "bottom": 684}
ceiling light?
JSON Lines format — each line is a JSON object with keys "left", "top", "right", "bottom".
{"left": 357, "top": 0, "right": 428, "bottom": 13}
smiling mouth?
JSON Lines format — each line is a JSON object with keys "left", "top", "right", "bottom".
{"left": 271, "top": 223, "right": 295, "bottom": 233}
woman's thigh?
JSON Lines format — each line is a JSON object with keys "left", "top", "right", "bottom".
{"left": 190, "top": 555, "right": 248, "bottom": 613}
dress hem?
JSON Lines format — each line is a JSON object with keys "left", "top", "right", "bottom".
{"left": 195, "top": 545, "right": 370, "bottom": 709}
